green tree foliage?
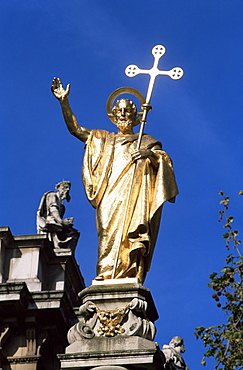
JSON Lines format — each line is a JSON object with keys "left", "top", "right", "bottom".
{"left": 195, "top": 191, "right": 243, "bottom": 370}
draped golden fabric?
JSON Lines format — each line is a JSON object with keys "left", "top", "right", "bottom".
{"left": 82, "top": 129, "right": 178, "bottom": 283}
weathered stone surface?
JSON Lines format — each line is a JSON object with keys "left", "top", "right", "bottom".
{"left": 58, "top": 282, "right": 165, "bottom": 369}
{"left": 59, "top": 336, "right": 164, "bottom": 369}
{"left": 0, "top": 227, "right": 85, "bottom": 370}
{"left": 66, "top": 335, "right": 156, "bottom": 353}
{"left": 67, "top": 283, "right": 158, "bottom": 344}
{"left": 0, "top": 227, "right": 15, "bottom": 284}
{"left": 0, "top": 227, "right": 84, "bottom": 300}
{"left": 79, "top": 283, "right": 158, "bottom": 322}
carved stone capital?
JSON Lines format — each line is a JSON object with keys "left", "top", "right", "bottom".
{"left": 68, "top": 296, "right": 156, "bottom": 342}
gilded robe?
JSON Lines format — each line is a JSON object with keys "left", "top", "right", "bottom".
{"left": 82, "top": 129, "right": 178, "bottom": 283}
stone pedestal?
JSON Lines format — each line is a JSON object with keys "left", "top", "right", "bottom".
{"left": 59, "top": 282, "right": 165, "bottom": 369}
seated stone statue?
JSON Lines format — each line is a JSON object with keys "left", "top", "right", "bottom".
{"left": 37, "top": 181, "right": 80, "bottom": 251}
{"left": 162, "top": 336, "right": 189, "bottom": 370}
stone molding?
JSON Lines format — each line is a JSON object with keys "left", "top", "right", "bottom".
{"left": 7, "top": 355, "right": 40, "bottom": 364}
{"left": 59, "top": 336, "right": 165, "bottom": 369}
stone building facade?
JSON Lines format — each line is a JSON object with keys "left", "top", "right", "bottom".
{"left": 0, "top": 226, "right": 85, "bottom": 370}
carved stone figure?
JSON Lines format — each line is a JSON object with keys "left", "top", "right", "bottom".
{"left": 162, "top": 336, "right": 189, "bottom": 370}
{"left": 51, "top": 78, "right": 178, "bottom": 283}
{"left": 37, "top": 181, "right": 80, "bottom": 251}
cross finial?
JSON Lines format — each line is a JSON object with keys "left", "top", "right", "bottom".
{"left": 125, "top": 45, "right": 183, "bottom": 104}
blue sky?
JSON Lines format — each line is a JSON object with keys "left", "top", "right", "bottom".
{"left": 1, "top": 1, "right": 243, "bottom": 368}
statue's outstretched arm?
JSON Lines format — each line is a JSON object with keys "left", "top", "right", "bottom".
{"left": 51, "top": 77, "right": 91, "bottom": 143}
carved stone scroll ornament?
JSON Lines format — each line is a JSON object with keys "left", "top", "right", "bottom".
{"left": 67, "top": 298, "right": 156, "bottom": 343}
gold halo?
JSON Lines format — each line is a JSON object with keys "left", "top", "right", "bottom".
{"left": 106, "top": 87, "right": 145, "bottom": 126}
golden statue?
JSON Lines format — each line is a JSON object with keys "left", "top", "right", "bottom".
{"left": 51, "top": 45, "right": 182, "bottom": 284}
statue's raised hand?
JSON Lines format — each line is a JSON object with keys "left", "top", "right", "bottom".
{"left": 51, "top": 77, "right": 70, "bottom": 101}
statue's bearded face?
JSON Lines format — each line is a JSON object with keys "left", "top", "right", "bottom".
{"left": 58, "top": 183, "right": 71, "bottom": 201}
{"left": 113, "top": 99, "right": 137, "bottom": 134}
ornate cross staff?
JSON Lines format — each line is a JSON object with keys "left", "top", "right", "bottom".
{"left": 111, "top": 45, "right": 183, "bottom": 279}
{"left": 126, "top": 45, "right": 183, "bottom": 100}
{"left": 125, "top": 44, "right": 183, "bottom": 148}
